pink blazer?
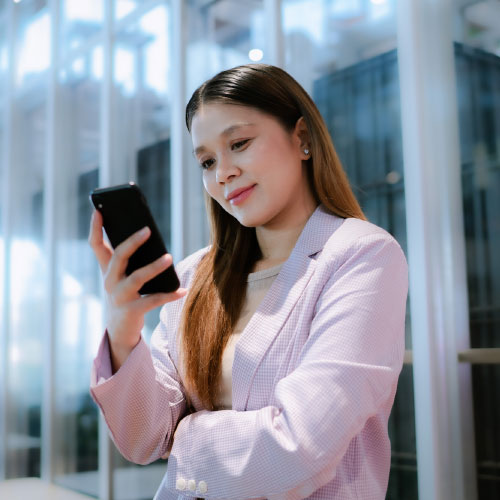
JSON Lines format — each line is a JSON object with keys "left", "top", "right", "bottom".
{"left": 90, "top": 205, "right": 408, "bottom": 500}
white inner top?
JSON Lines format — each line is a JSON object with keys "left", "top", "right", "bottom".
{"left": 218, "top": 263, "right": 283, "bottom": 410}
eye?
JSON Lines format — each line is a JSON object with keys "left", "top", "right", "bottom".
{"left": 231, "top": 139, "right": 250, "bottom": 151}
{"left": 200, "top": 157, "right": 216, "bottom": 170}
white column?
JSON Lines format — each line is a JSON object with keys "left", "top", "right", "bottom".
{"left": 397, "top": 1, "right": 477, "bottom": 500}
{"left": 170, "top": 0, "right": 186, "bottom": 262}
{"left": 98, "top": 0, "right": 114, "bottom": 499}
{"left": 0, "top": 0, "right": 16, "bottom": 481}
{"left": 100, "top": 0, "right": 114, "bottom": 188}
{"left": 41, "top": 0, "right": 61, "bottom": 483}
{"left": 265, "top": 0, "right": 284, "bottom": 67}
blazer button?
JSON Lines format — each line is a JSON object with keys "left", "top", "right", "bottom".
{"left": 175, "top": 477, "right": 186, "bottom": 491}
{"left": 188, "top": 479, "right": 196, "bottom": 491}
{"left": 199, "top": 480, "right": 208, "bottom": 494}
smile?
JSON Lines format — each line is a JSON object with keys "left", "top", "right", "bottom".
{"left": 227, "top": 185, "right": 256, "bottom": 205}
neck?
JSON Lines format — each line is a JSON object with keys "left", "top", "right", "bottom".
{"left": 255, "top": 202, "right": 318, "bottom": 265}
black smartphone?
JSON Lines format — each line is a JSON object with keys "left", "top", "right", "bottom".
{"left": 90, "top": 182, "right": 180, "bottom": 295}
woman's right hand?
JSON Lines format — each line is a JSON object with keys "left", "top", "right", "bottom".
{"left": 88, "top": 210, "right": 187, "bottom": 372}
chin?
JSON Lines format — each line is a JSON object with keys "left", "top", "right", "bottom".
{"left": 233, "top": 215, "right": 262, "bottom": 228}
{"left": 221, "top": 196, "right": 278, "bottom": 227}
{"left": 239, "top": 212, "right": 280, "bottom": 228}
{"left": 227, "top": 208, "right": 269, "bottom": 228}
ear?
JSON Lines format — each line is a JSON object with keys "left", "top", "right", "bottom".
{"left": 293, "top": 117, "right": 311, "bottom": 160}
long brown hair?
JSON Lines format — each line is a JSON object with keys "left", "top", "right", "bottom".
{"left": 181, "top": 64, "right": 365, "bottom": 409}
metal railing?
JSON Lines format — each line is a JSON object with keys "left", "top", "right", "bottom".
{"left": 403, "top": 348, "right": 500, "bottom": 365}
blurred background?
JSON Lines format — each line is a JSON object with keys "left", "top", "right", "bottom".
{"left": 0, "top": 0, "right": 499, "bottom": 499}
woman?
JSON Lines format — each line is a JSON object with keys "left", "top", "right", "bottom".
{"left": 89, "top": 64, "right": 408, "bottom": 500}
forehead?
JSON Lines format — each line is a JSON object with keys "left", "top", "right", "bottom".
{"left": 194, "top": 102, "right": 254, "bottom": 118}
{"left": 191, "top": 103, "right": 277, "bottom": 145}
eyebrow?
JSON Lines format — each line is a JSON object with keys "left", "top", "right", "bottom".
{"left": 193, "top": 122, "right": 255, "bottom": 156}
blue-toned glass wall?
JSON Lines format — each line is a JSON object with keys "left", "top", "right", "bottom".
{"left": 110, "top": 2, "right": 177, "bottom": 498}
{"left": 51, "top": 0, "right": 103, "bottom": 495}
{"left": 453, "top": 1, "right": 500, "bottom": 498}
{"left": 4, "top": 0, "right": 51, "bottom": 480}
{"left": 0, "top": 1, "right": 187, "bottom": 498}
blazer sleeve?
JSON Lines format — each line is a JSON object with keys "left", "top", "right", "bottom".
{"left": 89, "top": 325, "right": 187, "bottom": 464}
{"left": 89, "top": 248, "right": 209, "bottom": 464}
{"left": 164, "top": 234, "right": 408, "bottom": 499}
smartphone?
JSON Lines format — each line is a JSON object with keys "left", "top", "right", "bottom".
{"left": 90, "top": 182, "right": 180, "bottom": 295}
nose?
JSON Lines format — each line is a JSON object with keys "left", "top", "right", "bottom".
{"left": 215, "top": 154, "right": 239, "bottom": 184}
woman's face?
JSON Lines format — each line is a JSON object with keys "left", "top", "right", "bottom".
{"left": 191, "top": 103, "right": 315, "bottom": 229}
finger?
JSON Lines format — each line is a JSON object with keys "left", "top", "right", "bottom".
{"left": 133, "top": 288, "right": 188, "bottom": 315}
{"left": 88, "top": 210, "right": 113, "bottom": 272}
{"left": 106, "top": 226, "right": 151, "bottom": 283}
{"left": 124, "top": 254, "right": 174, "bottom": 295}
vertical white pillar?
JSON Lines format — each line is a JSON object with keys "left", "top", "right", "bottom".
{"left": 170, "top": 0, "right": 186, "bottom": 263}
{"left": 397, "top": 1, "right": 477, "bottom": 499}
{"left": 41, "top": 0, "right": 61, "bottom": 483}
{"left": 98, "top": 0, "right": 114, "bottom": 498}
{"left": 0, "top": 0, "right": 16, "bottom": 481}
{"left": 265, "top": 0, "right": 284, "bottom": 67}
{"left": 101, "top": 0, "right": 114, "bottom": 187}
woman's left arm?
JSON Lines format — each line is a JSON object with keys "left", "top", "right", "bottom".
{"left": 166, "top": 235, "right": 408, "bottom": 499}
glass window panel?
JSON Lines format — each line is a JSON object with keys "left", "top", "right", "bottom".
{"left": 113, "top": 5, "right": 169, "bottom": 149}
{"left": 52, "top": 52, "right": 102, "bottom": 496}
{"left": 112, "top": 3, "right": 172, "bottom": 266}
{"left": 6, "top": 1, "right": 50, "bottom": 478}
{"left": 114, "top": 0, "right": 139, "bottom": 21}
{"left": 15, "top": 2, "right": 50, "bottom": 88}
{"left": 282, "top": 1, "right": 416, "bottom": 498}
{"left": 184, "top": 0, "right": 268, "bottom": 254}
{"left": 454, "top": 2, "right": 500, "bottom": 497}
{"left": 110, "top": 6, "right": 173, "bottom": 497}
{"left": 186, "top": 0, "right": 267, "bottom": 95}
{"left": 471, "top": 365, "right": 500, "bottom": 500}
{"left": 60, "top": 0, "right": 103, "bottom": 58}
{"left": 386, "top": 364, "right": 418, "bottom": 500}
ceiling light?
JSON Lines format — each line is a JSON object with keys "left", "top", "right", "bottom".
{"left": 248, "top": 49, "right": 263, "bottom": 62}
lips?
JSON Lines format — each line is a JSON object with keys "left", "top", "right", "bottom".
{"left": 226, "top": 184, "right": 256, "bottom": 202}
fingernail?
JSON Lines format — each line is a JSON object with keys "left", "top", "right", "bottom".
{"left": 139, "top": 226, "right": 149, "bottom": 236}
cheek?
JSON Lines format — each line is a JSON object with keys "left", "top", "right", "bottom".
{"left": 257, "top": 140, "right": 300, "bottom": 184}
{"left": 258, "top": 135, "right": 300, "bottom": 174}
{"left": 202, "top": 172, "right": 220, "bottom": 200}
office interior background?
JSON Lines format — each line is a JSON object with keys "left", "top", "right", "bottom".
{"left": 0, "top": 0, "right": 499, "bottom": 499}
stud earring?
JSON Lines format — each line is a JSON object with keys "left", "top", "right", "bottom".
{"left": 304, "top": 148, "right": 310, "bottom": 156}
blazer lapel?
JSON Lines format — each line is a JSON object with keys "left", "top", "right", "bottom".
{"left": 231, "top": 205, "right": 345, "bottom": 410}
